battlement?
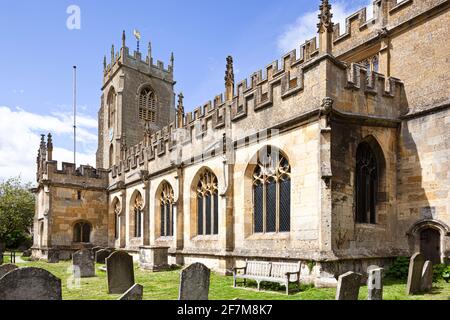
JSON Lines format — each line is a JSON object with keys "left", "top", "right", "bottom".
{"left": 39, "top": 160, "right": 109, "bottom": 189}
{"left": 35, "top": 133, "right": 109, "bottom": 188}
{"left": 45, "top": 161, "right": 109, "bottom": 179}
{"left": 345, "top": 62, "right": 402, "bottom": 96}
{"left": 110, "top": 51, "right": 405, "bottom": 180}
{"left": 103, "top": 31, "right": 174, "bottom": 83}
{"left": 331, "top": 0, "right": 447, "bottom": 56}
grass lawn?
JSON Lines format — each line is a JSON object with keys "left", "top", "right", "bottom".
{"left": 8, "top": 257, "right": 448, "bottom": 301}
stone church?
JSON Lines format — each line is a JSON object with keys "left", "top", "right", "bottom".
{"left": 32, "top": 0, "right": 449, "bottom": 284}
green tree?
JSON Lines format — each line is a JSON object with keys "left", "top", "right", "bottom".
{"left": 0, "top": 177, "right": 35, "bottom": 249}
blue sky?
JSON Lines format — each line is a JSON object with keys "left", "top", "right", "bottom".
{"left": 0, "top": 0, "right": 372, "bottom": 183}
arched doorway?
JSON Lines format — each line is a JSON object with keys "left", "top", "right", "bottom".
{"left": 420, "top": 228, "right": 441, "bottom": 264}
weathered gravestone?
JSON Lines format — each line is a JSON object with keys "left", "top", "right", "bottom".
{"left": 406, "top": 253, "right": 425, "bottom": 295}
{"left": 96, "top": 249, "right": 113, "bottom": 264}
{"left": 0, "top": 267, "right": 62, "bottom": 300}
{"left": 92, "top": 246, "right": 104, "bottom": 256}
{"left": 367, "top": 267, "right": 384, "bottom": 300}
{"left": 178, "top": 263, "right": 210, "bottom": 300}
{"left": 118, "top": 284, "right": 143, "bottom": 300}
{"left": 47, "top": 249, "right": 59, "bottom": 263}
{"left": 73, "top": 249, "right": 95, "bottom": 278}
{"left": 0, "top": 264, "right": 18, "bottom": 279}
{"left": 335, "top": 271, "right": 362, "bottom": 300}
{"left": 22, "top": 249, "right": 32, "bottom": 258}
{"left": 106, "top": 251, "right": 135, "bottom": 294}
{"left": 420, "top": 261, "right": 433, "bottom": 292}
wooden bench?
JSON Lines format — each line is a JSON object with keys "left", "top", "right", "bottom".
{"left": 233, "top": 261, "right": 302, "bottom": 295}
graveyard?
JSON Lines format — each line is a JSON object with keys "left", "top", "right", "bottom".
{"left": 1, "top": 251, "right": 449, "bottom": 300}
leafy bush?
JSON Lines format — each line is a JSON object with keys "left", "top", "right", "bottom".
{"left": 5, "top": 230, "right": 32, "bottom": 250}
{"left": 433, "top": 264, "right": 450, "bottom": 283}
{"left": 385, "top": 257, "right": 410, "bottom": 280}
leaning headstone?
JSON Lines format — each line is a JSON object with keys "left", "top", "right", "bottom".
{"left": 406, "top": 253, "right": 425, "bottom": 295}
{"left": 73, "top": 249, "right": 95, "bottom": 278}
{"left": 0, "top": 267, "right": 62, "bottom": 300}
{"left": 420, "top": 261, "right": 433, "bottom": 292}
{"left": 118, "top": 284, "right": 143, "bottom": 300}
{"left": 179, "top": 263, "right": 210, "bottom": 300}
{"left": 335, "top": 271, "right": 362, "bottom": 300}
{"left": 47, "top": 249, "right": 59, "bottom": 263}
{"left": 96, "top": 249, "right": 113, "bottom": 264}
{"left": 0, "top": 264, "right": 18, "bottom": 279}
{"left": 106, "top": 251, "right": 135, "bottom": 294}
{"left": 367, "top": 267, "right": 384, "bottom": 300}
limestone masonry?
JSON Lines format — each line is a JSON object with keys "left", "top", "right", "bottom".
{"left": 32, "top": 0, "right": 450, "bottom": 283}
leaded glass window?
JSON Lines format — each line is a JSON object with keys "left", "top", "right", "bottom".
{"left": 253, "top": 147, "right": 291, "bottom": 233}
{"left": 114, "top": 201, "right": 121, "bottom": 239}
{"left": 160, "top": 183, "right": 175, "bottom": 237}
{"left": 196, "top": 170, "right": 219, "bottom": 236}
{"left": 133, "top": 194, "right": 144, "bottom": 238}
{"left": 355, "top": 142, "right": 378, "bottom": 224}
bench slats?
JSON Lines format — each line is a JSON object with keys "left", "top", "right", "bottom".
{"left": 234, "top": 260, "right": 301, "bottom": 295}
{"left": 271, "top": 262, "right": 300, "bottom": 281}
{"left": 246, "top": 261, "right": 271, "bottom": 277}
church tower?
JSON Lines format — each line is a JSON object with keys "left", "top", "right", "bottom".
{"left": 96, "top": 31, "right": 176, "bottom": 169}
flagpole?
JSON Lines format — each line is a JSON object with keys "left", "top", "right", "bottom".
{"left": 73, "top": 65, "right": 77, "bottom": 167}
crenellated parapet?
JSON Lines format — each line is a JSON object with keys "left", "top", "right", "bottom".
{"left": 36, "top": 133, "right": 108, "bottom": 189}
{"left": 345, "top": 62, "right": 402, "bottom": 96}
{"left": 103, "top": 31, "right": 174, "bottom": 87}
{"left": 39, "top": 161, "right": 109, "bottom": 190}
{"left": 110, "top": 49, "right": 406, "bottom": 181}
{"left": 331, "top": 0, "right": 448, "bottom": 56}
{"left": 106, "top": 0, "right": 412, "bottom": 183}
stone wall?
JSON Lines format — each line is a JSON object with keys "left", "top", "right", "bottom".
{"left": 389, "top": 5, "right": 450, "bottom": 112}
{"left": 98, "top": 43, "right": 175, "bottom": 170}
{"left": 32, "top": 161, "right": 109, "bottom": 259}
{"left": 397, "top": 108, "right": 450, "bottom": 259}
{"left": 330, "top": 121, "right": 403, "bottom": 258}
{"left": 336, "top": 0, "right": 450, "bottom": 113}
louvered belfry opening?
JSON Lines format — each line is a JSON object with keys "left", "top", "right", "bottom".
{"left": 253, "top": 146, "right": 291, "bottom": 234}
{"left": 355, "top": 142, "right": 379, "bottom": 224}
{"left": 139, "top": 87, "right": 156, "bottom": 122}
{"left": 107, "top": 88, "right": 116, "bottom": 128}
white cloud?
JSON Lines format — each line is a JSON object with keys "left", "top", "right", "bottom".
{"left": 277, "top": 0, "right": 374, "bottom": 54}
{"left": 0, "top": 106, "right": 97, "bottom": 184}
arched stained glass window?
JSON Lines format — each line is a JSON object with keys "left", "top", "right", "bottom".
{"left": 114, "top": 201, "right": 121, "bottom": 240}
{"left": 160, "top": 183, "right": 175, "bottom": 237}
{"left": 196, "top": 170, "right": 219, "bottom": 236}
{"left": 133, "top": 193, "right": 144, "bottom": 238}
{"left": 253, "top": 146, "right": 291, "bottom": 234}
